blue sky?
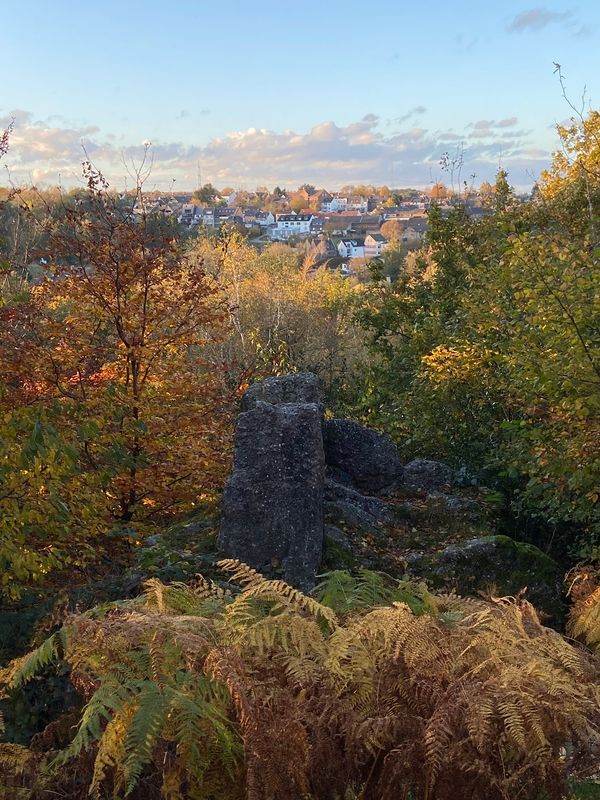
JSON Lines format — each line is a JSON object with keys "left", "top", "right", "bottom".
{"left": 2, "top": 1, "right": 600, "bottom": 190}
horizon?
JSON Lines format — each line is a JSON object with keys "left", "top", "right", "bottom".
{"left": 3, "top": 1, "right": 600, "bottom": 191}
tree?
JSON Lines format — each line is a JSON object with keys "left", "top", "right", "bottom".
{"left": 192, "top": 182, "right": 218, "bottom": 206}
{"left": 0, "top": 163, "right": 232, "bottom": 595}
{"left": 289, "top": 195, "right": 308, "bottom": 213}
{"left": 189, "top": 232, "right": 366, "bottom": 401}
{"left": 380, "top": 219, "right": 404, "bottom": 242}
{"left": 430, "top": 183, "right": 448, "bottom": 199}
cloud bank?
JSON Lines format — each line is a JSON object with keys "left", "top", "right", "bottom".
{"left": 1, "top": 109, "right": 551, "bottom": 191}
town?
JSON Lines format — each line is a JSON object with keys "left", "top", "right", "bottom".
{"left": 132, "top": 181, "right": 500, "bottom": 274}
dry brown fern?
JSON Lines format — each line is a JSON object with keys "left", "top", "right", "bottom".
{"left": 3, "top": 564, "right": 600, "bottom": 800}
{"left": 568, "top": 565, "right": 600, "bottom": 653}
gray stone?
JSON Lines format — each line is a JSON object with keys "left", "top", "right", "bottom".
{"left": 241, "top": 372, "right": 323, "bottom": 412}
{"left": 218, "top": 401, "right": 325, "bottom": 590}
{"left": 406, "top": 535, "right": 564, "bottom": 622}
{"left": 323, "top": 524, "right": 352, "bottom": 550}
{"left": 323, "top": 419, "right": 404, "bottom": 493}
{"left": 403, "top": 458, "right": 452, "bottom": 492}
{"left": 322, "top": 524, "right": 356, "bottom": 570}
{"left": 324, "top": 479, "right": 392, "bottom": 523}
{"left": 427, "top": 492, "right": 480, "bottom": 514}
{"left": 324, "top": 500, "right": 381, "bottom": 533}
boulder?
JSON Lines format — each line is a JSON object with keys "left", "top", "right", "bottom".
{"left": 426, "top": 492, "right": 481, "bottom": 514}
{"left": 406, "top": 535, "right": 564, "bottom": 621}
{"left": 323, "top": 419, "right": 403, "bottom": 493}
{"left": 322, "top": 524, "right": 356, "bottom": 570}
{"left": 241, "top": 372, "right": 323, "bottom": 412}
{"left": 218, "top": 401, "right": 325, "bottom": 590}
{"left": 403, "top": 458, "right": 453, "bottom": 492}
{"left": 323, "top": 480, "right": 392, "bottom": 535}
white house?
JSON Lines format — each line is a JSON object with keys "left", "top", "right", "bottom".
{"left": 338, "top": 238, "right": 365, "bottom": 258}
{"left": 271, "top": 213, "right": 314, "bottom": 240}
{"left": 321, "top": 196, "right": 348, "bottom": 213}
{"left": 242, "top": 209, "right": 275, "bottom": 229}
{"left": 364, "top": 233, "right": 389, "bottom": 257}
{"left": 346, "top": 196, "right": 369, "bottom": 212}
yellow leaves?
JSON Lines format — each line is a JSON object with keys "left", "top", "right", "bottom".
{"left": 539, "top": 109, "right": 600, "bottom": 199}
{"left": 420, "top": 344, "right": 492, "bottom": 387}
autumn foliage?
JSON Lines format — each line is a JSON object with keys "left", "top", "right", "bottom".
{"left": 0, "top": 164, "right": 233, "bottom": 595}
{"left": 2, "top": 564, "right": 599, "bottom": 799}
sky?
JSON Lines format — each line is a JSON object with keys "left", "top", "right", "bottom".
{"left": 2, "top": 0, "right": 600, "bottom": 191}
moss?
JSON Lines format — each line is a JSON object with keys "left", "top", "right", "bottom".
{"left": 132, "top": 507, "right": 221, "bottom": 583}
{"left": 407, "top": 534, "right": 564, "bottom": 623}
{"left": 322, "top": 538, "right": 358, "bottom": 571}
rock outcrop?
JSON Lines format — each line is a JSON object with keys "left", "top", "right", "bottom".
{"left": 323, "top": 418, "right": 404, "bottom": 493}
{"left": 218, "top": 400, "right": 325, "bottom": 590}
{"left": 406, "top": 535, "right": 564, "bottom": 621}
{"left": 403, "top": 458, "right": 453, "bottom": 492}
{"left": 218, "top": 373, "right": 561, "bottom": 622}
{"left": 241, "top": 372, "right": 323, "bottom": 411}
{"left": 323, "top": 478, "right": 392, "bottom": 533}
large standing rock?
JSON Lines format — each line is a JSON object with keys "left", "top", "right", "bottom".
{"left": 406, "top": 535, "right": 564, "bottom": 622}
{"left": 218, "top": 401, "right": 325, "bottom": 590}
{"left": 241, "top": 372, "right": 323, "bottom": 412}
{"left": 403, "top": 458, "right": 453, "bottom": 492}
{"left": 323, "top": 419, "right": 403, "bottom": 493}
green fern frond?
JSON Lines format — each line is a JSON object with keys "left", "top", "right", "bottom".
{"left": 241, "top": 577, "right": 338, "bottom": 628}
{"left": 9, "top": 628, "right": 67, "bottom": 688}
{"left": 123, "top": 683, "right": 169, "bottom": 794}
{"left": 52, "top": 677, "right": 132, "bottom": 766}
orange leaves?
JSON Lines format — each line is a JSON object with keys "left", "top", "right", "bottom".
{"left": 0, "top": 176, "right": 234, "bottom": 590}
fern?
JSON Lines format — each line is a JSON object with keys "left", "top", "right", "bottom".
{"left": 5, "top": 565, "right": 600, "bottom": 800}
{"left": 315, "top": 568, "right": 439, "bottom": 616}
{"left": 122, "top": 684, "right": 169, "bottom": 793}
{"left": 569, "top": 586, "right": 600, "bottom": 652}
{"left": 9, "top": 628, "right": 67, "bottom": 688}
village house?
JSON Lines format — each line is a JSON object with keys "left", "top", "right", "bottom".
{"left": 178, "top": 204, "right": 202, "bottom": 226}
{"left": 400, "top": 215, "right": 428, "bottom": 243}
{"left": 349, "top": 214, "right": 383, "bottom": 236}
{"left": 310, "top": 189, "right": 332, "bottom": 209}
{"left": 270, "top": 212, "right": 314, "bottom": 240}
{"left": 242, "top": 208, "right": 275, "bottom": 229}
{"left": 346, "top": 196, "right": 369, "bottom": 212}
{"left": 133, "top": 197, "right": 182, "bottom": 220}
{"left": 321, "top": 196, "right": 348, "bottom": 212}
{"left": 364, "top": 233, "right": 389, "bottom": 257}
{"left": 337, "top": 238, "right": 365, "bottom": 258}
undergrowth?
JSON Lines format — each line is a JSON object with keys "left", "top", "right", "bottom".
{"left": 1, "top": 563, "right": 599, "bottom": 800}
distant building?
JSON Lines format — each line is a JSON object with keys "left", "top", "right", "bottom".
{"left": 322, "top": 196, "right": 348, "bottom": 212}
{"left": 271, "top": 213, "right": 314, "bottom": 240}
{"left": 364, "top": 233, "right": 389, "bottom": 257}
{"left": 178, "top": 203, "right": 202, "bottom": 226}
{"left": 349, "top": 214, "right": 383, "bottom": 236}
{"left": 338, "top": 238, "right": 365, "bottom": 258}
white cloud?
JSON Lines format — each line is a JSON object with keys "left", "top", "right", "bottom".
{"left": 1, "top": 110, "right": 550, "bottom": 190}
